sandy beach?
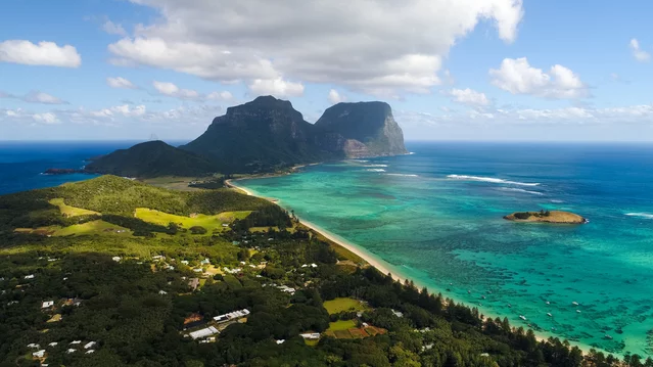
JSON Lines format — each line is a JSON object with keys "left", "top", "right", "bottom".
{"left": 226, "top": 178, "right": 595, "bottom": 355}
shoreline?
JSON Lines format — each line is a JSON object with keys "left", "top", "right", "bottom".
{"left": 227, "top": 179, "right": 599, "bottom": 356}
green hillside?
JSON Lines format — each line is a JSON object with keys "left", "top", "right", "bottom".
{"left": 84, "top": 140, "right": 219, "bottom": 178}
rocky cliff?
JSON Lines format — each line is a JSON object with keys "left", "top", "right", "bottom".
{"left": 315, "top": 101, "right": 408, "bottom": 157}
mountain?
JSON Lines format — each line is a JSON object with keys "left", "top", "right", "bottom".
{"left": 182, "top": 96, "right": 407, "bottom": 173}
{"left": 181, "top": 96, "right": 340, "bottom": 173}
{"left": 78, "top": 96, "right": 408, "bottom": 177}
{"left": 84, "top": 140, "right": 219, "bottom": 178}
{"left": 315, "top": 101, "right": 408, "bottom": 157}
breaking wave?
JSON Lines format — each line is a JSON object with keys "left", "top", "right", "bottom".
{"left": 447, "top": 174, "right": 540, "bottom": 187}
{"left": 366, "top": 169, "right": 386, "bottom": 172}
{"left": 365, "top": 164, "right": 388, "bottom": 168}
{"left": 626, "top": 212, "right": 653, "bottom": 219}
{"left": 386, "top": 173, "right": 419, "bottom": 177}
{"left": 498, "top": 187, "right": 544, "bottom": 196}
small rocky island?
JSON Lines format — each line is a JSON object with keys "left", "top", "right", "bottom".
{"left": 504, "top": 210, "right": 587, "bottom": 224}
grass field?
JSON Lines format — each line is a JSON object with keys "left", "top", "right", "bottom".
{"left": 49, "top": 198, "right": 99, "bottom": 217}
{"left": 52, "top": 220, "right": 132, "bottom": 237}
{"left": 323, "top": 297, "right": 368, "bottom": 315}
{"left": 328, "top": 319, "right": 357, "bottom": 331}
{"left": 135, "top": 208, "right": 250, "bottom": 233}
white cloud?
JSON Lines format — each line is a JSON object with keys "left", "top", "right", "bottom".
{"left": 153, "top": 81, "right": 200, "bottom": 99}
{"left": 448, "top": 88, "right": 490, "bottom": 107}
{"left": 107, "top": 77, "right": 137, "bottom": 89}
{"left": 248, "top": 77, "right": 304, "bottom": 98}
{"left": 103, "top": 21, "right": 128, "bottom": 36}
{"left": 328, "top": 89, "right": 345, "bottom": 104}
{"left": 0, "top": 90, "right": 67, "bottom": 104}
{"left": 0, "top": 40, "right": 81, "bottom": 67}
{"left": 629, "top": 38, "right": 650, "bottom": 62}
{"left": 108, "top": 0, "right": 524, "bottom": 96}
{"left": 490, "top": 58, "right": 588, "bottom": 99}
{"left": 32, "top": 112, "right": 60, "bottom": 124}
{"left": 206, "top": 91, "right": 234, "bottom": 102}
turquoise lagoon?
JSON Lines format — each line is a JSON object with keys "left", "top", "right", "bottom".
{"left": 239, "top": 142, "right": 653, "bottom": 356}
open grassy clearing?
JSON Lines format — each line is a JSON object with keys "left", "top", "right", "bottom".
{"left": 52, "top": 220, "right": 132, "bottom": 237}
{"left": 49, "top": 198, "right": 99, "bottom": 217}
{"left": 328, "top": 319, "right": 357, "bottom": 331}
{"left": 323, "top": 297, "right": 368, "bottom": 315}
{"left": 135, "top": 208, "right": 250, "bottom": 233}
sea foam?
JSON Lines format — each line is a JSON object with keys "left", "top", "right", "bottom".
{"left": 447, "top": 174, "right": 540, "bottom": 187}
{"left": 626, "top": 212, "right": 653, "bottom": 219}
{"left": 386, "top": 173, "right": 419, "bottom": 177}
{"left": 366, "top": 169, "right": 386, "bottom": 172}
{"left": 498, "top": 187, "right": 544, "bottom": 196}
{"left": 365, "top": 164, "right": 389, "bottom": 168}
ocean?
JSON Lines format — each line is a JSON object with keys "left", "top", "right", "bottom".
{"left": 1, "top": 141, "right": 652, "bottom": 356}
{"left": 238, "top": 142, "right": 653, "bottom": 357}
{"left": 0, "top": 141, "right": 186, "bottom": 195}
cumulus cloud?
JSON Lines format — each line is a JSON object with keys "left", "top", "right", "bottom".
{"left": 32, "top": 112, "right": 60, "bottom": 124}
{"left": 153, "top": 81, "right": 200, "bottom": 99}
{"left": 0, "top": 40, "right": 81, "bottom": 67}
{"left": 103, "top": 21, "right": 128, "bottom": 36}
{"left": 448, "top": 88, "right": 490, "bottom": 107}
{"left": 107, "top": 77, "right": 138, "bottom": 89}
{"left": 490, "top": 58, "right": 588, "bottom": 99}
{"left": 248, "top": 77, "right": 304, "bottom": 98}
{"left": 206, "top": 91, "right": 234, "bottom": 102}
{"left": 629, "top": 39, "right": 650, "bottom": 62}
{"left": 108, "top": 0, "right": 524, "bottom": 96}
{"left": 0, "top": 90, "right": 67, "bottom": 104}
{"left": 328, "top": 89, "right": 346, "bottom": 104}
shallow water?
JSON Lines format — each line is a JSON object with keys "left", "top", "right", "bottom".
{"left": 239, "top": 142, "right": 653, "bottom": 356}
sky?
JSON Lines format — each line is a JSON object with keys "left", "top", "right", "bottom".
{"left": 1, "top": 0, "right": 653, "bottom": 141}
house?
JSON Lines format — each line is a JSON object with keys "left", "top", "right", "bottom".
{"left": 152, "top": 255, "right": 166, "bottom": 261}
{"left": 27, "top": 343, "right": 40, "bottom": 349}
{"left": 188, "top": 278, "right": 200, "bottom": 291}
{"left": 222, "top": 224, "right": 229, "bottom": 227}
{"left": 86, "top": 349, "right": 95, "bottom": 354}
{"left": 84, "top": 341, "right": 96, "bottom": 349}
{"left": 276, "top": 339, "right": 285, "bottom": 345}
{"left": 189, "top": 326, "right": 219, "bottom": 340}
{"left": 200, "top": 258, "right": 211, "bottom": 265}
{"left": 24, "top": 274, "right": 35, "bottom": 279}
{"left": 70, "top": 340, "right": 81, "bottom": 345}
{"left": 181, "top": 260, "right": 189, "bottom": 265}
{"left": 300, "top": 333, "right": 320, "bottom": 340}
{"left": 391, "top": 309, "right": 404, "bottom": 318}
{"left": 277, "top": 285, "right": 296, "bottom": 295}
{"left": 310, "top": 263, "right": 318, "bottom": 268}
{"left": 32, "top": 350, "right": 46, "bottom": 358}
{"left": 67, "top": 349, "right": 76, "bottom": 354}
{"left": 112, "top": 256, "right": 121, "bottom": 262}
{"left": 48, "top": 342, "right": 58, "bottom": 347}
{"left": 41, "top": 300, "right": 54, "bottom": 309}
{"left": 213, "top": 309, "right": 250, "bottom": 323}
{"left": 159, "top": 290, "right": 168, "bottom": 295}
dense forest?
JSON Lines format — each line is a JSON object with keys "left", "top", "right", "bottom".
{"left": 0, "top": 177, "right": 650, "bottom": 367}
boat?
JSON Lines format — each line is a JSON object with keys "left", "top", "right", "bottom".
{"left": 572, "top": 301, "right": 579, "bottom": 306}
{"left": 546, "top": 301, "right": 550, "bottom": 305}
{"left": 605, "top": 334, "right": 613, "bottom": 340}
{"left": 519, "top": 315, "right": 527, "bottom": 321}
{"left": 576, "top": 310, "right": 581, "bottom": 313}
{"left": 547, "top": 313, "right": 553, "bottom": 317}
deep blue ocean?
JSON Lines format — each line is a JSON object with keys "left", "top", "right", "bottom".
{"left": 2, "top": 141, "right": 653, "bottom": 356}
{"left": 0, "top": 141, "right": 186, "bottom": 195}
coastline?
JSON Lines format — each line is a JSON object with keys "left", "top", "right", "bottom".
{"left": 227, "top": 179, "right": 598, "bottom": 356}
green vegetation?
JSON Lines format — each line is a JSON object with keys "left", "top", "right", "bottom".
{"left": 324, "top": 297, "right": 368, "bottom": 315}
{"left": 505, "top": 210, "right": 586, "bottom": 224}
{"left": 84, "top": 140, "right": 220, "bottom": 178}
{"left": 48, "top": 198, "right": 99, "bottom": 217}
{"left": 0, "top": 177, "right": 644, "bottom": 367}
{"left": 134, "top": 208, "right": 250, "bottom": 234}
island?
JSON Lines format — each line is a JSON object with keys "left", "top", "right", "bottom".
{"left": 504, "top": 210, "right": 587, "bottom": 224}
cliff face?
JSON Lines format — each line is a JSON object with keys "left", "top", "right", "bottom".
{"left": 181, "top": 96, "right": 339, "bottom": 173}
{"left": 315, "top": 101, "right": 408, "bottom": 157}
{"left": 84, "top": 141, "right": 218, "bottom": 178}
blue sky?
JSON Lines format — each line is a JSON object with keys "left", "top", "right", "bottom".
{"left": 1, "top": 0, "right": 652, "bottom": 141}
